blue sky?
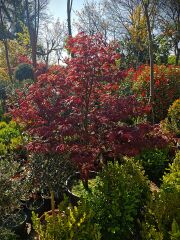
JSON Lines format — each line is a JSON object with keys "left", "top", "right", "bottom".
{"left": 48, "top": 0, "right": 85, "bottom": 21}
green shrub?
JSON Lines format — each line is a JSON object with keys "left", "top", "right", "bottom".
{"left": 82, "top": 158, "right": 150, "bottom": 240}
{"left": 141, "top": 151, "right": 180, "bottom": 240}
{"left": 0, "top": 227, "right": 18, "bottom": 240}
{"left": 32, "top": 202, "right": 101, "bottom": 240}
{"left": 135, "top": 148, "right": 170, "bottom": 185}
{"left": 170, "top": 219, "right": 180, "bottom": 240}
{"left": 0, "top": 121, "right": 24, "bottom": 155}
{"left": 168, "top": 55, "right": 180, "bottom": 65}
{"left": 163, "top": 98, "right": 180, "bottom": 137}
{"left": 30, "top": 153, "right": 76, "bottom": 196}
{"left": 14, "top": 63, "right": 34, "bottom": 81}
{"left": 0, "top": 157, "right": 21, "bottom": 221}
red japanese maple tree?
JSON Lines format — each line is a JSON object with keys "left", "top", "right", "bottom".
{"left": 12, "top": 33, "right": 170, "bottom": 176}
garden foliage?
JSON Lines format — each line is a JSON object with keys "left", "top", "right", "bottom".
{"left": 12, "top": 33, "right": 170, "bottom": 176}
{"left": 14, "top": 63, "right": 34, "bottom": 81}
{"left": 163, "top": 98, "right": 180, "bottom": 137}
{"left": 81, "top": 158, "right": 150, "bottom": 240}
{"left": 135, "top": 148, "right": 170, "bottom": 184}
{"left": 0, "top": 121, "right": 24, "bottom": 155}
{"left": 131, "top": 64, "right": 180, "bottom": 122}
{"left": 32, "top": 201, "right": 101, "bottom": 240}
{"left": 0, "top": 157, "right": 22, "bottom": 221}
{"left": 141, "top": 151, "right": 180, "bottom": 240}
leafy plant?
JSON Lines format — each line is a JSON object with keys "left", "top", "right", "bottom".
{"left": 29, "top": 153, "right": 76, "bottom": 212}
{"left": 30, "top": 153, "right": 75, "bottom": 194}
{"left": 14, "top": 63, "right": 34, "bottom": 81}
{"left": 141, "top": 150, "right": 180, "bottom": 240}
{"left": 32, "top": 201, "right": 101, "bottom": 240}
{"left": 0, "top": 156, "right": 25, "bottom": 223}
{"left": 0, "top": 227, "right": 18, "bottom": 240}
{"left": 170, "top": 219, "right": 180, "bottom": 240}
{"left": 128, "top": 64, "right": 180, "bottom": 122}
{"left": 163, "top": 98, "right": 180, "bottom": 137}
{"left": 0, "top": 121, "right": 25, "bottom": 157}
{"left": 81, "top": 158, "right": 150, "bottom": 240}
{"left": 12, "top": 33, "right": 170, "bottom": 176}
{"left": 135, "top": 148, "right": 170, "bottom": 184}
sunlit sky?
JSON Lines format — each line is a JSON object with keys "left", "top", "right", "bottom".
{"left": 48, "top": 0, "right": 85, "bottom": 21}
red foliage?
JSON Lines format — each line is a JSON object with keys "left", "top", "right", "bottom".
{"left": 17, "top": 55, "right": 32, "bottom": 65}
{"left": 11, "top": 34, "right": 170, "bottom": 174}
{"left": 131, "top": 64, "right": 180, "bottom": 122}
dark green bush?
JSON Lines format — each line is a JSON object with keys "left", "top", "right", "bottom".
{"left": 141, "top": 151, "right": 180, "bottom": 240}
{"left": 135, "top": 148, "right": 170, "bottom": 185}
{"left": 30, "top": 153, "right": 76, "bottom": 195}
{"left": 14, "top": 63, "right": 34, "bottom": 81}
{"left": 82, "top": 158, "right": 150, "bottom": 240}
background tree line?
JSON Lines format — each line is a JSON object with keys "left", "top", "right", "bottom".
{"left": 0, "top": 0, "right": 179, "bottom": 82}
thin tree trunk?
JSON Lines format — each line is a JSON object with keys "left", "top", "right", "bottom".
{"left": 25, "top": 0, "right": 37, "bottom": 69}
{"left": 3, "top": 40, "right": 13, "bottom": 82}
{"left": 143, "top": 2, "right": 155, "bottom": 123}
{"left": 67, "top": 0, "right": 73, "bottom": 36}
{"left": 0, "top": 6, "right": 13, "bottom": 82}
{"left": 175, "top": 47, "right": 180, "bottom": 65}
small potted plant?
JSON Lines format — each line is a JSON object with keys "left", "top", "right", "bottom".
{"left": 65, "top": 171, "right": 98, "bottom": 205}
{"left": 29, "top": 153, "right": 76, "bottom": 214}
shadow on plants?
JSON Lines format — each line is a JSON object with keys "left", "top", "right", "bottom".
{"left": 134, "top": 148, "right": 171, "bottom": 185}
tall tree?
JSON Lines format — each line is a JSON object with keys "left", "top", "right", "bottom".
{"left": 126, "top": 4, "right": 149, "bottom": 66}
{"left": 159, "top": 0, "right": 180, "bottom": 65}
{"left": 0, "top": 0, "right": 13, "bottom": 81}
{"left": 75, "top": 0, "right": 110, "bottom": 43}
{"left": 25, "top": 0, "right": 39, "bottom": 69}
{"left": 67, "top": 0, "right": 73, "bottom": 36}
{"left": 37, "top": 19, "right": 66, "bottom": 67}
{"left": 141, "top": 0, "right": 159, "bottom": 123}
{"left": 24, "top": 0, "right": 49, "bottom": 69}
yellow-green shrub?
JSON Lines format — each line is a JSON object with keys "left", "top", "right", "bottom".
{"left": 141, "top": 151, "right": 180, "bottom": 240}
{"left": 163, "top": 98, "right": 180, "bottom": 137}
{"left": 0, "top": 121, "right": 24, "bottom": 155}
